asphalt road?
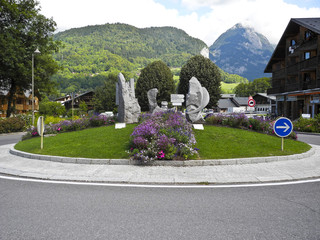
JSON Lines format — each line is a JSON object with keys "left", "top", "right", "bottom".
{"left": 0, "top": 132, "right": 24, "bottom": 146}
{"left": 0, "top": 178, "right": 319, "bottom": 240}
{"left": 297, "top": 133, "right": 320, "bottom": 145}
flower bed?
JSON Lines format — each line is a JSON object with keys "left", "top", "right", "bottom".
{"left": 24, "top": 115, "right": 115, "bottom": 139}
{"left": 129, "top": 111, "right": 199, "bottom": 163}
{"left": 205, "top": 113, "right": 297, "bottom": 140}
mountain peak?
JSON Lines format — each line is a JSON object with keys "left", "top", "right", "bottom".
{"left": 209, "top": 24, "right": 274, "bottom": 80}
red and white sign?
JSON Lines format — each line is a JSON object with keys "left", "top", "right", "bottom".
{"left": 248, "top": 99, "right": 256, "bottom": 107}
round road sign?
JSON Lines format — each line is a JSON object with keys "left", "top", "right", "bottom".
{"left": 273, "top": 117, "right": 293, "bottom": 138}
{"left": 248, "top": 99, "right": 256, "bottom": 107}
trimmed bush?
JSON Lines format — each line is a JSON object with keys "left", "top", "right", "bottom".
{"left": 0, "top": 117, "right": 26, "bottom": 133}
{"left": 294, "top": 114, "right": 320, "bottom": 133}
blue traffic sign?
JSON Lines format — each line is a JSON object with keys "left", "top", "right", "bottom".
{"left": 273, "top": 117, "right": 293, "bottom": 138}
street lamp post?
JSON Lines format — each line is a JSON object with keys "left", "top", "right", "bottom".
{"left": 32, "top": 48, "right": 40, "bottom": 126}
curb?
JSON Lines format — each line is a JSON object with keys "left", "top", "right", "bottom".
{"left": 9, "top": 144, "right": 316, "bottom": 167}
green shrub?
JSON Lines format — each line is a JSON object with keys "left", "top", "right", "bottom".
{"left": 39, "top": 100, "right": 66, "bottom": 116}
{"left": 294, "top": 114, "right": 320, "bottom": 133}
{"left": 0, "top": 117, "right": 26, "bottom": 133}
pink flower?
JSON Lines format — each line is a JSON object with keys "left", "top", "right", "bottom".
{"left": 157, "top": 150, "right": 165, "bottom": 159}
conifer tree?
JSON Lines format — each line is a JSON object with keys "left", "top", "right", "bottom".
{"left": 178, "top": 55, "right": 221, "bottom": 108}
{"left": 136, "top": 61, "right": 175, "bottom": 111}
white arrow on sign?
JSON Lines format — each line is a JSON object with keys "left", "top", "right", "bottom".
{"left": 276, "top": 122, "right": 290, "bottom": 132}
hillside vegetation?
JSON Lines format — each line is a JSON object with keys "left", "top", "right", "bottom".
{"left": 51, "top": 23, "right": 249, "bottom": 94}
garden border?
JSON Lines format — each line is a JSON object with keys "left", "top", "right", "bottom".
{"left": 10, "top": 144, "right": 315, "bottom": 167}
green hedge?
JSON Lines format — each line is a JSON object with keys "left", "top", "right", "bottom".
{"left": 294, "top": 114, "right": 320, "bottom": 133}
{"left": 0, "top": 117, "right": 26, "bottom": 133}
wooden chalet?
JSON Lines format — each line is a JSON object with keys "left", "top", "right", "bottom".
{"left": 0, "top": 89, "right": 39, "bottom": 117}
{"left": 62, "top": 91, "right": 94, "bottom": 111}
{"left": 265, "top": 18, "right": 320, "bottom": 119}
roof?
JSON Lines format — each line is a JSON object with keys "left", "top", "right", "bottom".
{"left": 233, "top": 97, "right": 248, "bottom": 106}
{"left": 264, "top": 18, "right": 320, "bottom": 72}
{"left": 253, "top": 93, "right": 276, "bottom": 101}
{"left": 0, "top": 89, "right": 32, "bottom": 97}
{"left": 218, "top": 99, "right": 238, "bottom": 109}
{"left": 62, "top": 91, "right": 94, "bottom": 104}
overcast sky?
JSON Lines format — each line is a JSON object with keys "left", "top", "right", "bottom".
{"left": 38, "top": 0, "right": 320, "bottom": 46}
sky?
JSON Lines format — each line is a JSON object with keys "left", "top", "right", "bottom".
{"left": 38, "top": 0, "right": 320, "bottom": 46}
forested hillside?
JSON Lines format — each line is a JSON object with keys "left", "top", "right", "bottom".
{"left": 51, "top": 23, "right": 249, "bottom": 95}
{"left": 52, "top": 23, "right": 207, "bottom": 94}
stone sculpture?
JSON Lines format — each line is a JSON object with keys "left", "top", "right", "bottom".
{"left": 186, "top": 77, "right": 210, "bottom": 123}
{"left": 147, "top": 88, "right": 163, "bottom": 114}
{"left": 116, "top": 73, "right": 141, "bottom": 123}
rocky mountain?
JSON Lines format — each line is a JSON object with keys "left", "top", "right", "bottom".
{"left": 209, "top": 23, "right": 274, "bottom": 81}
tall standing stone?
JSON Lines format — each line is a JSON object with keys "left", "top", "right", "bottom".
{"left": 116, "top": 73, "right": 141, "bottom": 123}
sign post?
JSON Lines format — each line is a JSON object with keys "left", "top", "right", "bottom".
{"left": 273, "top": 117, "right": 293, "bottom": 151}
{"left": 170, "top": 94, "right": 185, "bottom": 110}
{"left": 37, "top": 116, "right": 44, "bottom": 149}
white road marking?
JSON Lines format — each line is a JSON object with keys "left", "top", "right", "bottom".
{"left": 1, "top": 174, "right": 320, "bottom": 188}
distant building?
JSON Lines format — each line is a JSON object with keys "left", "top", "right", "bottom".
{"left": 217, "top": 95, "right": 250, "bottom": 113}
{"left": 253, "top": 93, "right": 276, "bottom": 114}
{"left": 265, "top": 18, "right": 320, "bottom": 119}
{"left": 0, "top": 89, "right": 39, "bottom": 117}
{"left": 61, "top": 91, "right": 94, "bottom": 111}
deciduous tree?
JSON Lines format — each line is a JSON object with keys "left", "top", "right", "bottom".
{"left": 0, "top": 0, "right": 61, "bottom": 117}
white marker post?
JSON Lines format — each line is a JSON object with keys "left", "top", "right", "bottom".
{"left": 37, "top": 116, "right": 44, "bottom": 149}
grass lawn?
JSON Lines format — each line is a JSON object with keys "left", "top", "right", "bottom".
{"left": 194, "top": 126, "right": 311, "bottom": 159}
{"left": 15, "top": 124, "right": 137, "bottom": 159}
{"left": 15, "top": 124, "right": 311, "bottom": 160}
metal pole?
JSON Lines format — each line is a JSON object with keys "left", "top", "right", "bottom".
{"left": 32, "top": 53, "right": 35, "bottom": 126}
{"left": 281, "top": 137, "right": 284, "bottom": 151}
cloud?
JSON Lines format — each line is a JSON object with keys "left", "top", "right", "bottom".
{"left": 39, "top": 0, "right": 320, "bottom": 46}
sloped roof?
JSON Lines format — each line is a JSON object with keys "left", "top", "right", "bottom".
{"left": 233, "top": 97, "right": 248, "bottom": 106}
{"left": 264, "top": 18, "right": 320, "bottom": 72}
{"left": 218, "top": 99, "right": 238, "bottom": 109}
{"left": 62, "top": 91, "right": 94, "bottom": 104}
{"left": 254, "top": 93, "right": 276, "bottom": 101}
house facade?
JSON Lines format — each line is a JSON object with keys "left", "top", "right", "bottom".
{"left": 265, "top": 18, "right": 320, "bottom": 119}
{"left": 61, "top": 91, "right": 94, "bottom": 111}
{"left": 0, "top": 89, "right": 39, "bottom": 117}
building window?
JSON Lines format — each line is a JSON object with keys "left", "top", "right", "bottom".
{"left": 305, "top": 30, "right": 311, "bottom": 40}
{"left": 304, "top": 51, "right": 311, "bottom": 60}
{"left": 304, "top": 73, "right": 311, "bottom": 83}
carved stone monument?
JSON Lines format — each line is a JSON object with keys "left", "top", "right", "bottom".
{"left": 147, "top": 88, "right": 170, "bottom": 114}
{"left": 116, "top": 73, "right": 141, "bottom": 123}
{"left": 186, "top": 77, "right": 209, "bottom": 123}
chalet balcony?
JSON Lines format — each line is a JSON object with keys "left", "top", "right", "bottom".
{"left": 300, "top": 56, "right": 317, "bottom": 71}
{"left": 272, "top": 68, "right": 285, "bottom": 79}
{"left": 285, "top": 83, "right": 300, "bottom": 92}
{"left": 286, "top": 64, "right": 299, "bottom": 76}
{"left": 267, "top": 86, "right": 284, "bottom": 95}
